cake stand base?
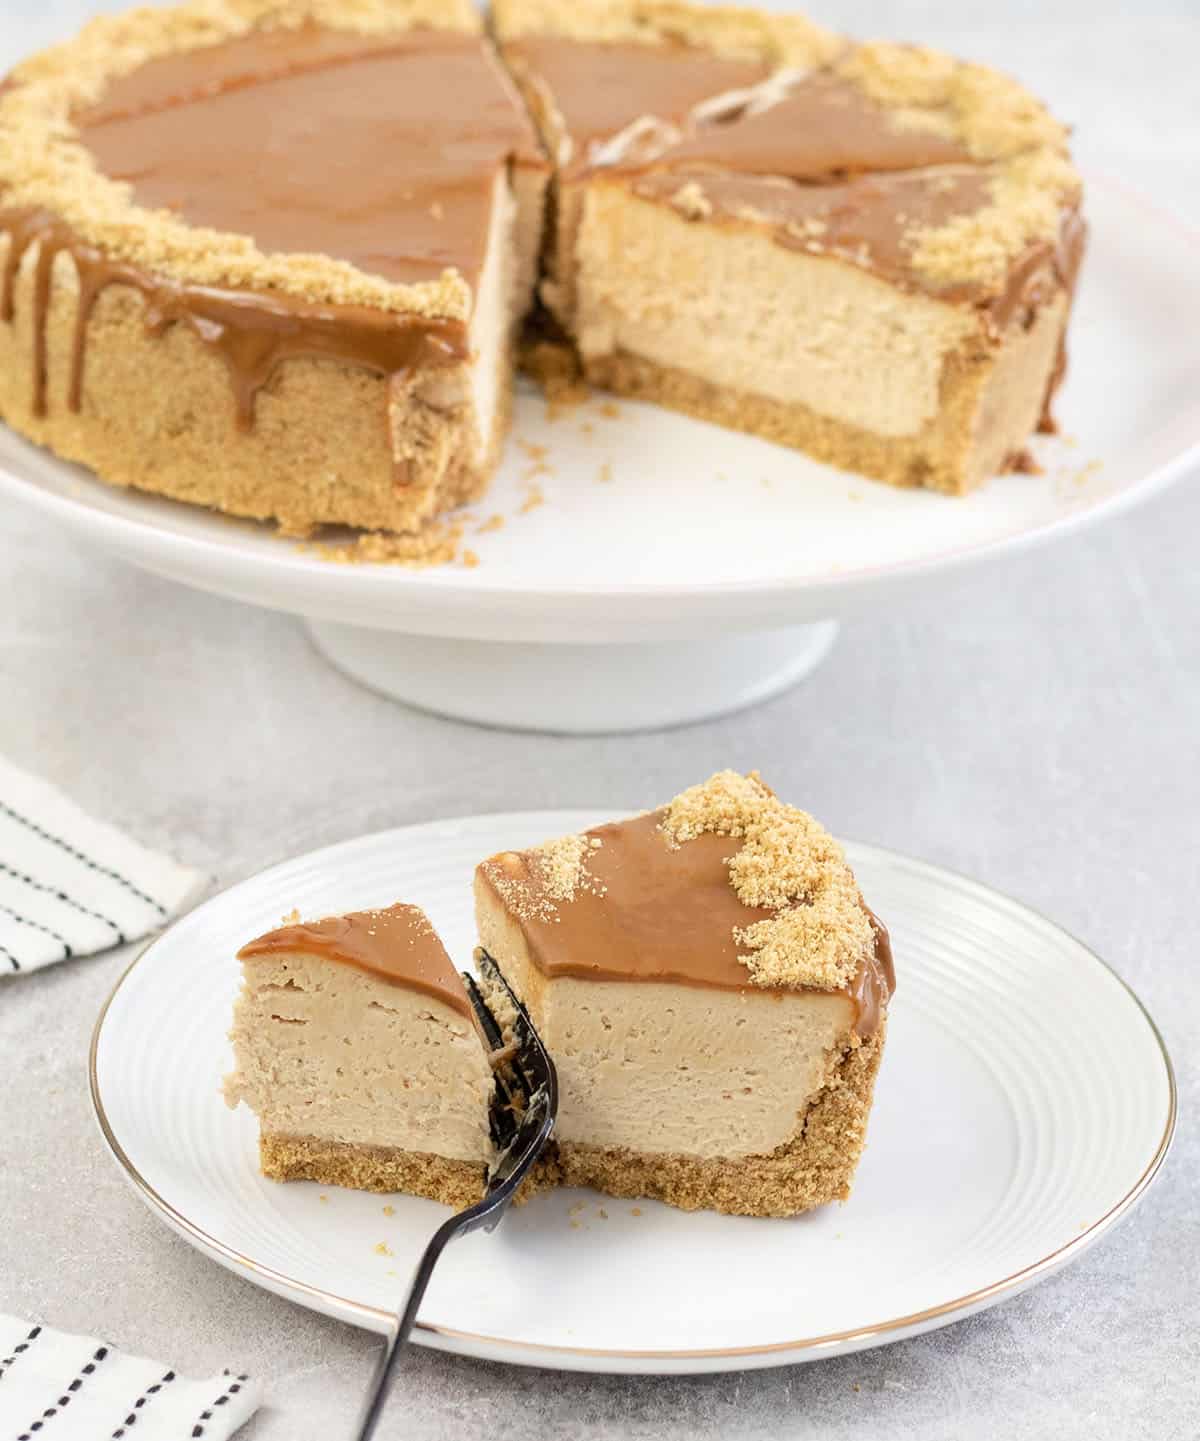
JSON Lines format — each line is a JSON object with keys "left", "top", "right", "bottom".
{"left": 306, "top": 620, "right": 839, "bottom": 734}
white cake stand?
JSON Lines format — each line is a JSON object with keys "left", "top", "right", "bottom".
{"left": 1, "top": 175, "right": 1197, "bottom": 732}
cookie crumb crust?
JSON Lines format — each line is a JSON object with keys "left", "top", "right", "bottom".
{"left": 491, "top": 0, "right": 839, "bottom": 69}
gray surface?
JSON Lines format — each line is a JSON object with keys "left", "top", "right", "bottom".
{"left": 1, "top": 4, "right": 1198, "bottom": 1439}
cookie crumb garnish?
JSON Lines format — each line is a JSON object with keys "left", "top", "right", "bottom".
{"left": 660, "top": 771, "right": 873, "bottom": 991}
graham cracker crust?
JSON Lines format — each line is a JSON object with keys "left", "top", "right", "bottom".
{"left": 259, "top": 1133, "right": 487, "bottom": 1210}
{"left": 544, "top": 1026, "right": 887, "bottom": 1217}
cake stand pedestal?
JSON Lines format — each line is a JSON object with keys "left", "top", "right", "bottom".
{"left": 307, "top": 619, "right": 839, "bottom": 733}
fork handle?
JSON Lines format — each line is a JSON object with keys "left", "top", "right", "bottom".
{"left": 352, "top": 1211, "right": 461, "bottom": 1441}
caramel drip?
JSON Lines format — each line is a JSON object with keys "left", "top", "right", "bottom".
{"left": 479, "top": 812, "right": 895, "bottom": 1037}
{"left": 238, "top": 902, "right": 472, "bottom": 1019}
{"left": 0, "top": 206, "right": 466, "bottom": 427}
{"left": 1037, "top": 208, "right": 1087, "bottom": 428}
{"left": 853, "top": 907, "right": 895, "bottom": 1039}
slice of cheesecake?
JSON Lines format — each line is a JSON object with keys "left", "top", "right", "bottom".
{"left": 496, "top": 0, "right": 1084, "bottom": 494}
{"left": 475, "top": 771, "right": 894, "bottom": 1217}
{"left": 224, "top": 902, "right": 495, "bottom": 1209}
{"left": 0, "top": 1, "right": 547, "bottom": 535}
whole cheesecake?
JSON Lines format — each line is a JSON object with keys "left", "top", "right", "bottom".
{"left": 0, "top": 0, "right": 1083, "bottom": 531}
{"left": 0, "top": 0, "right": 548, "bottom": 535}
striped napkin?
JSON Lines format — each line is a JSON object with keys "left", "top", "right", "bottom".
{"left": 0, "top": 1316, "right": 261, "bottom": 1439}
{"left": 0, "top": 756, "right": 205, "bottom": 976}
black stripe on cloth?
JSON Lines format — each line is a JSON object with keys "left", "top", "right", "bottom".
{"left": 0, "top": 902, "right": 72, "bottom": 960}
{"left": 0, "top": 1323, "right": 42, "bottom": 1379}
{"left": 2, "top": 940, "right": 20, "bottom": 972}
{"left": 17, "top": 1343, "right": 109, "bottom": 1440}
{"left": 0, "top": 861, "right": 125, "bottom": 943}
{"left": 191, "top": 1373, "right": 249, "bottom": 1436}
{"left": 0, "top": 800, "right": 168, "bottom": 918}
{"left": 110, "top": 1368, "right": 176, "bottom": 1437}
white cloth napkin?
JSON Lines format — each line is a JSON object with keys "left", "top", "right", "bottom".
{"left": 0, "top": 1316, "right": 262, "bottom": 1440}
{"left": 0, "top": 757, "right": 206, "bottom": 976}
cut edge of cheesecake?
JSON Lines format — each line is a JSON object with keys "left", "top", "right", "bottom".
{"left": 494, "top": 0, "right": 1085, "bottom": 495}
{"left": 223, "top": 901, "right": 496, "bottom": 1210}
{"left": 474, "top": 771, "right": 896, "bottom": 1217}
{"left": 0, "top": 0, "right": 549, "bottom": 536}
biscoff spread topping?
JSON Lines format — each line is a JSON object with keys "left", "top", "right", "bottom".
{"left": 0, "top": 0, "right": 513, "bottom": 317}
{"left": 480, "top": 772, "right": 874, "bottom": 995}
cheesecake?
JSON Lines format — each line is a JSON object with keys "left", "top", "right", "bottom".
{"left": 0, "top": 0, "right": 1084, "bottom": 532}
{"left": 223, "top": 902, "right": 495, "bottom": 1209}
{"left": 475, "top": 772, "right": 894, "bottom": 1217}
{"left": 0, "top": 0, "right": 547, "bottom": 535}
{"left": 496, "top": 0, "right": 1084, "bottom": 494}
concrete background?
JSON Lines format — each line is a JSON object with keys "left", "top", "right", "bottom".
{"left": 1, "top": 3, "right": 1197, "bottom": 1438}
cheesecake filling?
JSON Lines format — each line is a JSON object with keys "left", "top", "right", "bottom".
{"left": 504, "top": 968, "right": 857, "bottom": 1161}
{"left": 0, "top": 24, "right": 543, "bottom": 448}
{"left": 226, "top": 903, "right": 493, "bottom": 1165}
{"left": 225, "top": 951, "right": 493, "bottom": 1163}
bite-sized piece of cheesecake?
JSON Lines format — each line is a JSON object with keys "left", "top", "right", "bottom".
{"left": 475, "top": 771, "right": 894, "bottom": 1217}
{"left": 0, "top": 0, "right": 547, "bottom": 535}
{"left": 495, "top": 0, "right": 1085, "bottom": 494}
{"left": 224, "top": 902, "right": 494, "bottom": 1209}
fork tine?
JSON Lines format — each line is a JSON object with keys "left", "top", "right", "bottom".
{"left": 463, "top": 972, "right": 519, "bottom": 1149}
{"left": 475, "top": 948, "right": 550, "bottom": 1098}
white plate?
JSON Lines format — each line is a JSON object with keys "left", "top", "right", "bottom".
{"left": 90, "top": 811, "right": 1175, "bottom": 1375}
{"left": 1, "top": 174, "right": 1197, "bottom": 647}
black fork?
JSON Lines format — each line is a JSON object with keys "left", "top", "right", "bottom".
{"left": 352, "top": 953, "right": 557, "bottom": 1441}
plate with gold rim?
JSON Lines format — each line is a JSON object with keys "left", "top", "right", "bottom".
{"left": 89, "top": 811, "right": 1175, "bottom": 1374}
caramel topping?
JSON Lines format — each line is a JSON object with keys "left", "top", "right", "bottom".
{"left": 483, "top": 813, "right": 775, "bottom": 987}
{"left": 503, "top": 35, "right": 768, "bottom": 171}
{"left": 238, "top": 901, "right": 471, "bottom": 1018}
{"left": 855, "top": 907, "right": 895, "bottom": 1040}
{"left": 656, "top": 72, "right": 973, "bottom": 180}
{"left": 478, "top": 787, "right": 894, "bottom": 1037}
{"left": 75, "top": 28, "right": 538, "bottom": 289}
